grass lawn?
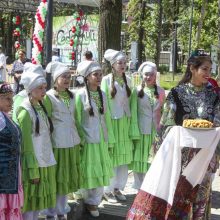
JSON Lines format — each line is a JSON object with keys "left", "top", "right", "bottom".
{"left": 160, "top": 72, "right": 183, "bottom": 90}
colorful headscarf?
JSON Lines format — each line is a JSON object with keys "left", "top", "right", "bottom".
{"left": 0, "top": 83, "right": 13, "bottom": 95}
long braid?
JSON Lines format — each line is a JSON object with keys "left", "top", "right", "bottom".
{"left": 122, "top": 72, "right": 131, "bottom": 97}
{"left": 53, "top": 86, "right": 59, "bottom": 99}
{"left": 154, "top": 84, "right": 159, "bottom": 99}
{"left": 97, "top": 86, "right": 104, "bottom": 114}
{"left": 65, "top": 88, "right": 73, "bottom": 99}
{"left": 30, "top": 101, "right": 40, "bottom": 135}
{"left": 84, "top": 78, "right": 94, "bottom": 116}
{"left": 138, "top": 80, "right": 145, "bottom": 98}
{"left": 110, "top": 73, "right": 117, "bottom": 98}
{"left": 39, "top": 101, "right": 54, "bottom": 133}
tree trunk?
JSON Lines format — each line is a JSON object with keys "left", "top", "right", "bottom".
{"left": 154, "top": 0, "right": 163, "bottom": 68}
{"left": 98, "top": 0, "right": 122, "bottom": 72}
{"left": 195, "top": 0, "right": 208, "bottom": 48}
{"left": 137, "top": 0, "right": 146, "bottom": 68}
{"left": 6, "top": 13, "right": 14, "bottom": 62}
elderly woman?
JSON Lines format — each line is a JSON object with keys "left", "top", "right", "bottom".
{"left": 0, "top": 82, "right": 23, "bottom": 220}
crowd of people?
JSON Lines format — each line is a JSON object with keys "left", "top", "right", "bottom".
{"left": 0, "top": 48, "right": 220, "bottom": 220}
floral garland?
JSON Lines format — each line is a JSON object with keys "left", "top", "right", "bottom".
{"left": 32, "top": 0, "right": 48, "bottom": 64}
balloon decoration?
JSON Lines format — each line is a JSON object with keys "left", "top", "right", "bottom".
{"left": 12, "top": 16, "right": 21, "bottom": 25}
{"left": 31, "top": 0, "right": 48, "bottom": 64}
{"left": 14, "top": 41, "right": 21, "bottom": 49}
{"left": 13, "top": 15, "right": 22, "bottom": 50}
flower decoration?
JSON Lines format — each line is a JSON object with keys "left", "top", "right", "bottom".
{"left": 81, "top": 23, "right": 89, "bottom": 32}
{"left": 71, "top": 26, "right": 76, "bottom": 33}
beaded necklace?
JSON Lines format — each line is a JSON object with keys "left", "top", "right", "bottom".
{"left": 90, "top": 90, "right": 101, "bottom": 109}
{"left": 114, "top": 75, "right": 124, "bottom": 86}
{"left": 59, "top": 91, "right": 70, "bottom": 108}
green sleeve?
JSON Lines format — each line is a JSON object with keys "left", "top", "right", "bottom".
{"left": 75, "top": 93, "right": 85, "bottom": 144}
{"left": 17, "top": 108, "right": 40, "bottom": 180}
{"left": 104, "top": 97, "right": 115, "bottom": 146}
{"left": 129, "top": 88, "right": 140, "bottom": 139}
{"left": 43, "top": 95, "right": 53, "bottom": 117}
{"left": 12, "top": 95, "right": 25, "bottom": 124}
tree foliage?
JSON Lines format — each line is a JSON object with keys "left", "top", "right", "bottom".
{"left": 127, "top": 0, "right": 219, "bottom": 67}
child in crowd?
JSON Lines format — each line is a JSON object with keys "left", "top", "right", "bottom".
{"left": 101, "top": 49, "right": 133, "bottom": 202}
{"left": 43, "top": 62, "right": 81, "bottom": 220}
{"left": 75, "top": 60, "right": 115, "bottom": 217}
{"left": 129, "top": 62, "right": 165, "bottom": 189}
{"left": 17, "top": 63, "right": 56, "bottom": 220}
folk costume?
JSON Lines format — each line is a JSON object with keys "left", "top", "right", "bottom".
{"left": 17, "top": 64, "right": 56, "bottom": 220}
{"left": 43, "top": 62, "right": 81, "bottom": 217}
{"left": 101, "top": 49, "right": 133, "bottom": 201}
{"left": 127, "top": 82, "right": 220, "bottom": 220}
{"left": 0, "top": 83, "right": 24, "bottom": 220}
{"left": 129, "top": 62, "right": 165, "bottom": 189}
{"left": 75, "top": 60, "right": 115, "bottom": 217}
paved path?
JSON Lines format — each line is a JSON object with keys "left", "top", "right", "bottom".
{"left": 39, "top": 170, "right": 220, "bottom": 219}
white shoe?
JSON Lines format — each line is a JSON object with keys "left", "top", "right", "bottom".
{"left": 89, "top": 210, "right": 99, "bottom": 217}
{"left": 103, "top": 192, "right": 118, "bottom": 203}
{"left": 86, "top": 204, "right": 99, "bottom": 217}
{"left": 114, "top": 189, "right": 126, "bottom": 201}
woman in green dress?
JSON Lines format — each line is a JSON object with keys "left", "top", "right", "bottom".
{"left": 130, "top": 62, "right": 165, "bottom": 189}
{"left": 102, "top": 49, "right": 133, "bottom": 202}
{"left": 75, "top": 60, "right": 115, "bottom": 217}
{"left": 43, "top": 62, "right": 81, "bottom": 219}
{"left": 17, "top": 63, "right": 56, "bottom": 220}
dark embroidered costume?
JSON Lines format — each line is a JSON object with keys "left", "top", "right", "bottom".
{"left": 0, "top": 112, "right": 23, "bottom": 219}
{"left": 0, "top": 113, "right": 21, "bottom": 193}
{"left": 127, "top": 83, "right": 220, "bottom": 220}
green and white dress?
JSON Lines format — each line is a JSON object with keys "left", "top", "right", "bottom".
{"left": 44, "top": 89, "right": 81, "bottom": 195}
{"left": 75, "top": 88, "right": 115, "bottom": 189}
{"left": 129, "top": 86, "right": 165, "bottom": 174}
{"left": 101, "top": 73, "right": 133, "bottom": 168}
{"left": 12, "top": 90, "right": 27, "bottom": 124}
{"left": 17, "top": 99, "right": 56, "bottom": 212}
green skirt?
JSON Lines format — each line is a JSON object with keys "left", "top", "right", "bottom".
{"left": 22, "top": 165, "right": 56, "bottom": 212}
{"left": 79, "top": 130, "right": 113, "bottom": 189}
{"left": 111, "top": 116, "right": 133, "bottom": 167}
{"left": 53, "top": 145, "right": 80, "bottom": 195}
{"left": 130, "top": 128, "right": 156, "bottom": 173}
